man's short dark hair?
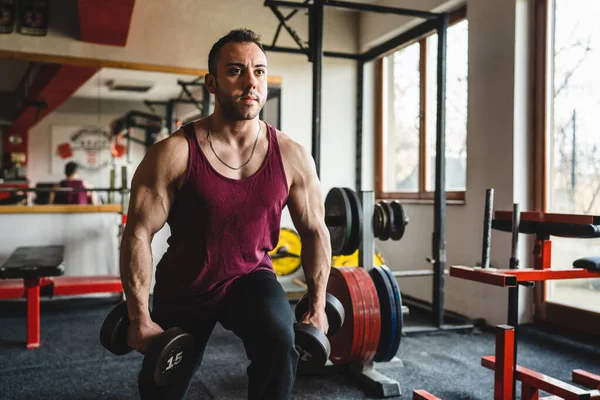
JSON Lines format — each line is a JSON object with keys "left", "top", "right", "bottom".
{"left": 208, "top": 29, "right": 265, "bottom": 76}
{"left": 65, "top": 161, "right": 79, "bottom": 177}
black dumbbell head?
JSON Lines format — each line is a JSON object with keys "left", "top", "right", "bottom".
{"left": 295, "top": 293, "right": 345, "bottom": 337}
{"left": 294, "top": 322, "right": 330, "bottom": 370}
{"left": 100, "top": 301, "right": 132, "bottom": 355}
{"left": 324, "top": 293, "right": 345, "bottom": 337}
{"left": 142, "top": 328, "right": 196, "bottom": 387}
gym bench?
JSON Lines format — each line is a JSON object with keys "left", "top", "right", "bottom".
{"left": 0, "top": 245, "right": 123, "bottom": 349}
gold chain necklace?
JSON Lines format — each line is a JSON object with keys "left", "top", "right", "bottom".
{"left": 207, "top": 118, "right": 261, "bottom": 171}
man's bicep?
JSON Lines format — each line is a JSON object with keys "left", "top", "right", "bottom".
{"left": 126, "top": 151, "right": 174, "bottom": 237}
{"left": 287, "top": 151, "right": 326, "bottom": 234}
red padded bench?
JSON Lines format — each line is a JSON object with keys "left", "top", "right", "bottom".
{"left": 0, "top": 245, "right": 123, "bottom": 349}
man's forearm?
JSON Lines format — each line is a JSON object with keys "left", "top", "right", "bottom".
{"left": 120, "top": 230, "right": 153, "bottom": 323}
{"left": 301, "top": 229, "right": 331, "bottom": 311}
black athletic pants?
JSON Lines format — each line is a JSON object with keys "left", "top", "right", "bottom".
{"left": 139, "top": 270, "right": 299, "bottom": 400}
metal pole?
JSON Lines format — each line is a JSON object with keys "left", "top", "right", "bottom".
{"left": 356, "top": 61, "right": 364, "bottom": 192}
{"left": 310, "top": 0, "right": 324, "bottom": 178}
{"left": 166, "top": 100, "right": 175, "bottom": 133}
{"left": 109, "top": 168, "right": 116, "bottom": 203}
{"left": 359, "top": 190, "right": 374, "bottom": 272}
{"left": 508, "top": 203, "right": 521, "bottom": 400}
{"left": 432, "top": 13, "right": 448, "bottom": 329}
{"left": 323, "top": 0, "right": 439, "bottom": 19}
{"left": 481, "top": 188, "right": 494, "bottom": 269}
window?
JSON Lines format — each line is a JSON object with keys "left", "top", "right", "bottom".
{"left": 377, "top": 9, "right": 468, "bottom": 201}
{"left": 535, "top": 0, "right": 600, "bottom": 333}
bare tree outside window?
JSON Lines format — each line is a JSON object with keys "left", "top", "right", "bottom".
{"left": 426, "top": 20, "right": 469, "bottom": 192}
{"left": 379, "top": 16, "right": 468, "bottom": 199}
{"left": 386, "top": 43, "right": 420, "bottom": 192}
{"left": 548, "top": 0, "right": 600, "bottom": 310}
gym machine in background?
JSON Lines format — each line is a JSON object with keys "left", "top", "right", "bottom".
{"left": 414, "top": 189, "right": 600, "bottom": 399}
{"left": 263, "top": 0, "right": 463, "bottom": 333}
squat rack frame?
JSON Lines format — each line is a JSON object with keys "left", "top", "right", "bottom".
{"left": 263, "top": 0, "right": 471, "bottom": 335}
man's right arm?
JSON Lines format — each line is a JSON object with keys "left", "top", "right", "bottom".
{"left": 119, "top": 132, "right": 187, "bottom": 351}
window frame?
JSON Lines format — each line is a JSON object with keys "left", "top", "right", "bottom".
{"left": 534, "top": 0, "right": 600, "bottom": 337}
{"left": 375, "top": 7, "right": 467, "bottom": 202}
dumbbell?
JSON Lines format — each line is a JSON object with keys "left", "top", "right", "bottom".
{"left": 293, "top": 293, "right": 345, "bottom": 370}
{"left": 100, "top": 301, "right": 196, "bottom": 387}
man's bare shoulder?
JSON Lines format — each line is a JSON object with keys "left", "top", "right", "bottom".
{"left": 275, "top": 129, "right": 312, "bottom": 165}
{"left": 274, "top": 129, "right": 316, "bottom": 185}
{"left": 139, "top": 129, "right": 189, "bottom": 182}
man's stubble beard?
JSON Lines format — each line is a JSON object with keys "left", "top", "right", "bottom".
{"left": 215, "top": 82, "right": 266, "bottom": 121}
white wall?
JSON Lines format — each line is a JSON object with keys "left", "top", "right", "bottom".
{"left": 361, "top": 0, "right": 535, "bottom": 326}
{"left": 0, "top": 0, "right": 360, "bottom": 290}
{"left": 0, "top": 0, "right": 360, "bottom": 199}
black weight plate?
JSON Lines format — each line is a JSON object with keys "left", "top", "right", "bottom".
{"left": 390, "top": 201, "right": 408, "bottom": 241}
{"left": 373, "top": 203, "right": 385, "bottom": 238}
{"left": 380, "top": 266, "right": 403, "bottom": 360}
{"left": 295, "top": 322, "right": 331, "bottom": 371}
{"left": 379, "top": 201, "right": 393, "bottom": 241}
{"left": 143, "top": 328, "right": 196, "bottom": 387}
{"left": 368, "top": 266, "right": 396, "bottom": 362}
{"left": 325, "top": 188, "right": 352, "bottom": 256}
{"left": 99, "top": 301, "right": 132, "bottom": 356}
{"left": 341, "top": 187, "right": 363, "bottom": 256}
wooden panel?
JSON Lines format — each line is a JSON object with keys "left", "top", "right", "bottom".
{"left": 0, "top": 50, "right": 283, "bottom": 84}
{"left": 0, "top": 205, "right": 122, "bottom": 214}
{"left": 534, "top": 0, "right": 548, "bottom": 212}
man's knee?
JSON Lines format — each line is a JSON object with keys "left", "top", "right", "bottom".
{"left": 252, "top": 323, "right": 298, "bottom": 360}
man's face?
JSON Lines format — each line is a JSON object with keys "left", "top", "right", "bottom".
{"left": 208, "top": 41, "right": 268, "bottom": 121}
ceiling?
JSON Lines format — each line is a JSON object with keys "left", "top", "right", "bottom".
{"left": 0, "top": 59, "right": 31, "bottom": 92}
{"left": 0, "top": 0, "right": 387, "bottom": 132}
{"left": 71, "top": 68, "right": 205, "bottom": 102}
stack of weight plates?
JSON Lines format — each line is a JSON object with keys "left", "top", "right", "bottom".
{"left": 327, "top": 267, "right": 380, "bottom": 364}
{"left": 327, "top": 265, "right": 403, "bottom": 365}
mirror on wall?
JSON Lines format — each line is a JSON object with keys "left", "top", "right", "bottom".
{"left": 0, "top": 57, "right": 282, "bottom": 202}
{"left": 0, "top": 57, "right": 282, "bottom": 206}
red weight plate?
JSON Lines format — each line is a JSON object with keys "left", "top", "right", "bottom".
{"left": 353, "top": 267, "right": 381, "bottom": 364}
{"left": 344, "top": 267, "right": 367, "bottom": 364}
{"left": 328, "top": 268, "right": 360, "bottom": 364}
{"left": 350, "top": 267, "right": 373, "bottom": 364}
{"left": 339, "top": 267, "right": 364, "bottom": 363}
{"left": 326, "top": 268, "right": 354, "bottom": 364}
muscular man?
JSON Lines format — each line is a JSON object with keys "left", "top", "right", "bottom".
{"left": 49, "top": 161, "right": 98, "bottom": 205}
{"left": 120, "top": 29, "right": 332, "bottom": 400}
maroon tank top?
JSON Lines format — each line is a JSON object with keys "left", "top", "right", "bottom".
{"left": 153, "top": 121, "right": 289, "bottom": 306}
{"left": 54, "top": 180, "right": 88, "bottom": 204}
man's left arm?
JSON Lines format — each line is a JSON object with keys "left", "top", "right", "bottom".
{"left": 286, "top": 145, "right": 332, "bottom": 335}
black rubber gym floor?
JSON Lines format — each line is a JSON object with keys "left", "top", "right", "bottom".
{"left": 0, "top": 296, "right": 598, "bottom": 400}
